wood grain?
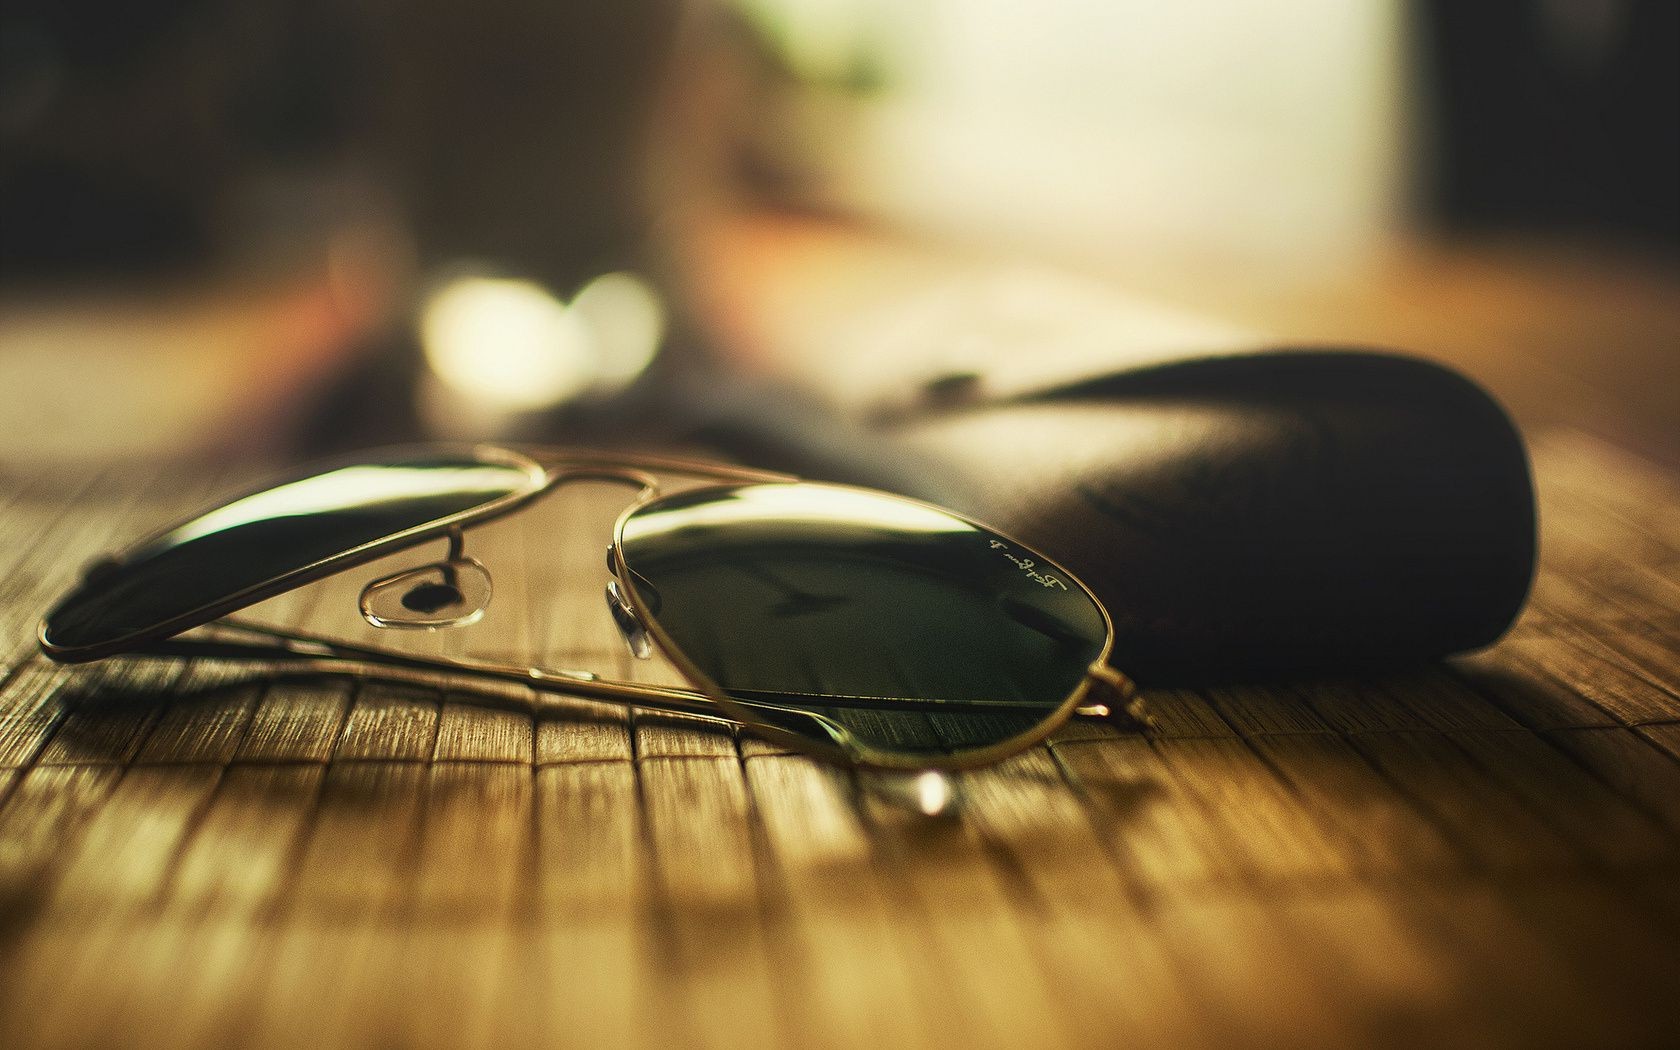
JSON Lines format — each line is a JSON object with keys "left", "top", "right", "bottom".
{"left": 0, "top": 430, "right": 1677, "bottom": 1050}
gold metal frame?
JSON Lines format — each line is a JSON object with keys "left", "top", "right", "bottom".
{"left": 46, "top": 444, "right": 1148, "bottom": 770}
{"left": 605, "top": 475, "right": 1140, "bottom": 770}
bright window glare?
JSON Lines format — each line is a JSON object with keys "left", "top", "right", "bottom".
{"left": 420, "top": 276, "right": 596, "bottom": 411}
{"left": 420, "top": 272, "right": 666, "bottom": 416}
{"left": 733, "top": 0, "right": 1406, "bottom": 272}
{"left": 571, "top": 271, "right": 666, "bottom": 386}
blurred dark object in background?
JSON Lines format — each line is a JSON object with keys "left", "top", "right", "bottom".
{"left": 1417, "top": 0, "right": 1680, "bottom": 245}
{"left": 0, "top": 0, "right": 677, "bottom": 285}
{"left": 0, "top": 0, "right": 369, "bottom": 279}
{"left": 882, "top": 350, "right": 1536, "bottom": 683}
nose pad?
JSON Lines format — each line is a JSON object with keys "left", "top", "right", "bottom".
{"left": 361, "top": 558, "right": 492, "bottom": 629}
{"left": 605, "top": 579, "right": 652, "bottom": 659}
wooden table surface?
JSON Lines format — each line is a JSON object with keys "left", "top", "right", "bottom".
{"left": 2, "top": 236, "right": 1679, "bottom": 1049}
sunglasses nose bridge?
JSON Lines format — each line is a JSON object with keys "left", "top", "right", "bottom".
{"left": 546, "top": 464, "right": 662, "bottom": 500}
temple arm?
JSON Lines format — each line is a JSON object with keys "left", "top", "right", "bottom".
{"left": 140, "top": 618, "right": 741, "bottom": 723}
{"left": 133, "top": 620, "right": 1148, "bottom": 751}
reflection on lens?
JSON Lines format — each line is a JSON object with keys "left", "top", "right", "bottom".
{"left": 42, "top": 454, "right": 542, "bottom": 658}
{"left": 618, "top": 482, "right": 1108, "bottom": 761}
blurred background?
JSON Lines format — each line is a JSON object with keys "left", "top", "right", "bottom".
{"left": 0, "top": 0, "right": 1675, "bottom": 467}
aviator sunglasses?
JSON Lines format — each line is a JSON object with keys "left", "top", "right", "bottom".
{"left": 39, "top": 446, "right": 1149, "bottom": 770}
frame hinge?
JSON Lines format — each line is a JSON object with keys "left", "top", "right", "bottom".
{"left": 1078, "top": 663, "right": 1157, "bottom": 733}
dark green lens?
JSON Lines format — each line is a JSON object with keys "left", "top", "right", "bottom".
{"left": 42, "top": 453, "right": 542, "bottom": 658}
{"left": 617, "top": 483, "right": 1108, "bottom": 761}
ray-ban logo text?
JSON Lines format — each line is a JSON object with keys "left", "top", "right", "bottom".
{"left": 989, "top": 541, "right": 1068, "bottom": 590}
